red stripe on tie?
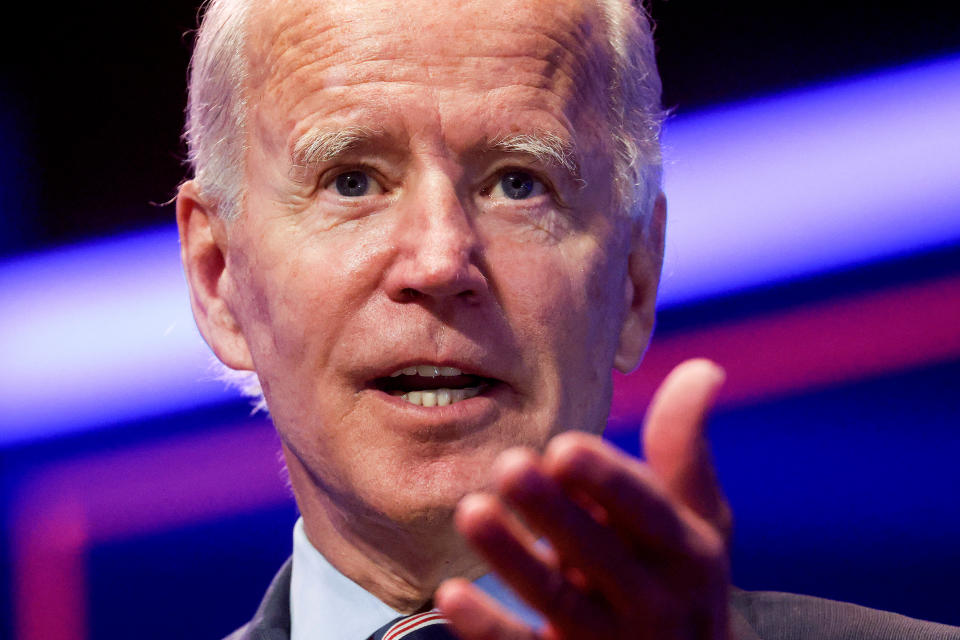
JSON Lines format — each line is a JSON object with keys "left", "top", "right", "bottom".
{"left": 384, "top": 611, "right": 447, "bottom": 640}
{"left": 389, "top": 618, "right": 447, "bottom": 640}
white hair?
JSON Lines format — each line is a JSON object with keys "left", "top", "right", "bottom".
{"left": 184, "top": 0, "right": 252, "bottom": 221}
{"left": 597, "top": 0, "right": 665, "bottom": 222}
{"left": 183, "top": 0, "right": 665, "bottom": 409}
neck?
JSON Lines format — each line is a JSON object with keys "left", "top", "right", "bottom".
{"left": 287, "top": 458, "right": 486, "bottom": 613}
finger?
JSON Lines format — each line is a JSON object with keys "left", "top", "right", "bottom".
{"left": 454, "top": 493, "right": 612, "bottom": 637}
{"left": 642, "top": 358, "right": 732, "bottom": 540}
{"left": 435, "top": 578, "right": 540, "bottom": 640}
{"left": 543, "top": 433, "right": 730, "bottom": 638}
{"left": 493, "top": 447, "right": 658, "bottom": 616}
{"left": 542, "top": 432, "right": 692, "bottom": 557}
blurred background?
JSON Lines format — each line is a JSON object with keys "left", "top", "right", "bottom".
{"left": 1, "top": 2, "right": 959, "bottom": 639}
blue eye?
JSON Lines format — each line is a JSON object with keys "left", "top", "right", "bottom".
{"left": 335, "top": 171, "right": 370, "bottom": 197}
{"left": 499, "top": 171, "right": 536, "bottom": 199}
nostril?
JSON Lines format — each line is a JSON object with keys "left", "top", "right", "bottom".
{"left": 401, "top": 288, "right": 422, "bottom": 300}
{"left": 388, "top": 257, "right": 487, "bottom": 302}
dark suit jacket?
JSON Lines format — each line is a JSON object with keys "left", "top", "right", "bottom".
{"left": 224, "top": 559, "right": 960, "bottom": 640}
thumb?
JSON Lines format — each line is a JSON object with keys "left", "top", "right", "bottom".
{"left": 642, "top": 358, "right": 732, "bottom": 541}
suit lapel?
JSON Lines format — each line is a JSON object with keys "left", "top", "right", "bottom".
{"left": 230, "top": 558, "right": 293, "bottom": 640}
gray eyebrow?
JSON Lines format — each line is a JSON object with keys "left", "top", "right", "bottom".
{"left": 291, "top": 126, "right": 380, "bottom": 169}
{"left": 289, "top": 126, "right": 584, "bottom": 185}
{"left": 490, "top": 132, "right": 583, "bottom": 184}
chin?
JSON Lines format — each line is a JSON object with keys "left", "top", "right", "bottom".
{"left": 360, "top": 448, "right": 500, "bottom": 528}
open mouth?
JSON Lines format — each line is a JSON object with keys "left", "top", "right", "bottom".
{"left": 372, "top": 365, "right": 498, "bottom": 407}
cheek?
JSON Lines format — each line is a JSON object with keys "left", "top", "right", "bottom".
{"left": 492, "top": 236, "right": 621, "bottom": 360}
{"left": 232, "top": 218, "right": 392, "bottom": 345}
{"left": 495, "top": 244, "right": 577, "bottom": 323}
{"left": 550, "top": 244, "right": 630, "bottom": 383}
{"left": 498, "top": 239, "right": 625, "bottom": 435}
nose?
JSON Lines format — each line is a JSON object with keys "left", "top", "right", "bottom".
{"left": 384, "top": 174, "right": 487, "bottom": 304}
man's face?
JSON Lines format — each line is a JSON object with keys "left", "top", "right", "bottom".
{"left": 210, "top": 0, "right": 660, "bottom": 525}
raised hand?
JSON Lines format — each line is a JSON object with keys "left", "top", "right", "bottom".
{"left": 436, "top": 359, "right": 731, "bottom": 640}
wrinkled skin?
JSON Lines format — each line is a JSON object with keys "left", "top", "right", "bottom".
{"left": 178, "top": 0, "right": 730, "bottom": 637}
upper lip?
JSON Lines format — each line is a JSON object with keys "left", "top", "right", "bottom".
{"left": 361, "top": 356, "right": 509, "bottom": 389}
{"left": 374, "top": 360, "right": 490, "bottom": 380}
{"left": 388, "top": 363, "right": 473, "bottom": 377}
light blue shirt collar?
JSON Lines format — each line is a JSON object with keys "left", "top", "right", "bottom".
{"left": 290, "top": 517, "right": 542, "bottom": 640}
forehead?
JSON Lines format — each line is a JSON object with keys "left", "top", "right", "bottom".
{"left": 246, "top": 0, "right": 613, "bottom": 154}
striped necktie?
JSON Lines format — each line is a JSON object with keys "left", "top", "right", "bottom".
{"left": 370, "top": 609, "right": 455, "bottom": 640}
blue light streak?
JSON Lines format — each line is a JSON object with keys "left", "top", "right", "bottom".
{"left": 0, "top": 228, "right": 235, "bottom": 445}
{"left": 659, "top": 54, "right": 960, "bottom": 304}
{"left": 2, "top": 55, "right": 959, "bottom": 445}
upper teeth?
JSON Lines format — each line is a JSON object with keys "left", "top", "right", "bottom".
{"left": 390, "top": 365, "right": 463, "bottom": 377}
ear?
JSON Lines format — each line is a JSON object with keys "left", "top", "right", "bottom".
{"left": 613, "top": 191, "right": 666, "bottom": 373}
{"left": 176, "top": 181, "right": 255, "bottom": 371}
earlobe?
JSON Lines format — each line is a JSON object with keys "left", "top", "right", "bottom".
{"left": 613, "top": 192, "right": 666, "bottom": 373}
{"left": 176, "top": 181, "right": 255, "bottom": 371}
